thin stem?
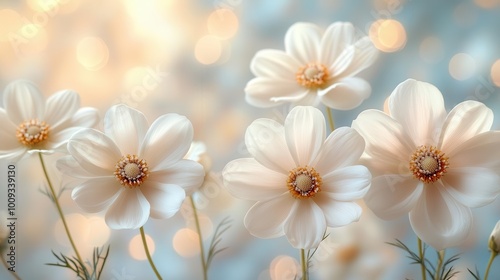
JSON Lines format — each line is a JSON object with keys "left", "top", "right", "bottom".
{"left": 300, "top": 249, "right": 308, "bottom": 280}
{"left": 418, "top": 237, "right": 427, "bottom": 280}
{"left": 38, "top": 153, "right": 83, "bottom": 265}
{"left": 190, "top": 195, "right": 207, "bottom": 280}
{"left": 140, "top": 227, "right": 162, "bottom": 280}
{"left": 434, "top": 250, "right": 445, "bottom": 280}
{"left": 484, "top": 251, "right": 497, "bottom": 280}
{"left": 1, "top": 254, "right": 22, "bottom": 280}
{"left": 326, "top": 106, "right": 335, "bottom": 132}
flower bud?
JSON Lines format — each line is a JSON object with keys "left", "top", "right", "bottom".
{"left": 489, "top": 221, "right": 500, "bottom": 255}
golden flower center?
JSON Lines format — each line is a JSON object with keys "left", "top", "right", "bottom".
{"left": 296, "top": 63, "right": 330, "bottom": 89}
{"left": 409, "top": 145, "right": 449, "bottom": 183}
{"left": 114, "top": 154, "right": 149, "bottom": 188}
{"left": 287, "top": 166, "right": 322, "bottom": 198}
{"left": 16, "top": 119, "right": 50, "bottom": 146}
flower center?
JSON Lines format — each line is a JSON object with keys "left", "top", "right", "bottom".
{"left": 287, "top": 166, "right": 322, "bottom": 198}
{"left": 114, "top": 154, "right": 149, "bottom": 188}
{"left": 296, "top": 63, "right": 329, "bottom": 89}
{"left": 16, "top": 119, "right": 50, "bottom": 146}
{"left": 409, "top": 145, "right": 449, "bottom": 183}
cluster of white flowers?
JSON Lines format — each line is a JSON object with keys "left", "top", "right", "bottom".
{"left": 1, "top": 20, "right": 500, "bottom": 280}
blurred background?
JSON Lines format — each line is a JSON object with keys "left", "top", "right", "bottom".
{"left": 0, "top": 0, "right": 499, "bottom": 279}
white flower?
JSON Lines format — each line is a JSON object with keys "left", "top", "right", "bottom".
{"left": 352, "top": 79, "right": 500, "bottom": 250}
{"left": 490, "top": 221, "right": 500, "bottom": 254}
{"left": 222, "top": 106, "right": 371, "bottom": 249}
{"left": 57, "top": 105, "right": 205, "bottom": 229}
{"left": 245, "top": 22, "right": 378, "bottom": 110}
{"left": 0, "top": 80, "right": 99, "bottom": 160}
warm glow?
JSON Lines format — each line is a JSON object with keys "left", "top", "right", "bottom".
{"left": 269, "top": 255, "right": 300, "bottom": 280}
{"left": 369, "top": 19, "right": 407, "bottom": 52}
{"left": 129, "top": 233, "right": 156, "bottom": 260}
{"left": 186, "top": 213, "right": 213, "bottom": 241}
{"left": 54, "top": 213, "right": 89, "bottom": 247}
{"left": 207, "top": 9, "right": 239, "bottom": 40}
{"left": 76, "top": 36, "right": 109, "bottom": 71}
{"left": 195, "top": 35, "right": 222, "bottom": 65}
{"left": 0, "top": 9, "right": 23, "bottom": 42}
{"left": 474, "top": 0, "right": 499, "bottom": 9}
{"left": 172, "top": 228, "right": 200, "bottom": 257}
{"left": 87, "top": 217, "right": 111, "bottom": 247}
{"left": 491, "top": 59, "right": 500, "bottom": 87}
{"left": 449, "top": 53, "right": 476, "bottom": 80}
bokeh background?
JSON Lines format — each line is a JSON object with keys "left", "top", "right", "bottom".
{"left": 0, "top": 0, "right": 500, "bottom": 279}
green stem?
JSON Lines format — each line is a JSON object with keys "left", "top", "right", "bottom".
{"left": 1, "top": 254, "right": 22, "bottom": 280}
{"left": 434, "top": 250, "right": 445, "bottom": 280}
{"left": 38, "top": 153, "right": 83, "bottom": 265}
{"left": 140, "top": 227, "right": 162, "bottom": 280}
{"left": 418, "top": 237, "right": 427, "bottom": 280}
{"left": 484, "top": 251, "right": 497, "bottom": 280}
{"left": 190, "top": 196, "right": 208, "bottom": 280}
{"left": 300, "top": 249, "right": 308, "bottom": 280}
{"left": 326, "top": 106, "right": 335, "bottom": 132}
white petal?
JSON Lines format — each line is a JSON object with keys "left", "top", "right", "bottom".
{"left": 71, "top": 107, "right": 100, "bottom": 128}
{"left": 56, "top": 155, "right": 99, "bottom": 178}
{"left": 284, "top": 106, "right": 325, "bottom": 166}
{"left": 364, "top": 174, "right": 423, "bottom": 220}
{"left": 336, "top": 36, "right": 378, "bottom": 78}
{"left": 320, "top": 165, "right": 371, "bottom": 201}
{"left": 329, "top": 47, "right": 355, "bottom": 78}
{"left": 439, "top": 101, "right": 493, "bottom": 154}
{"left": 313, "top": 127, "right": 365, "bottom": 173}
{"left": 320, "top": 22, "right": 356, "bottom": 67}
{"left": 352, "top": 109, "right": 414, "bottom": 165}
{"left": 448, "top": 131, "right": 500, "bottom": 168}
{"left": 409, "top": 184, "right": 472, "bottom": 250}
{"left": 141, "top": 182, "right": 186, "bottom": 219}
{"left": 44, "top": 90, "right": 80, "bottom": 132}
{"left": 71, "top": 177, "right": 122, "bottom": 212}
{"left": 284, "top": 22, "right": 322, "bottom": 65}
{"left": 442, "top": 167, "right": 500, "bottom": 208}
{"left": 293, "top": 90, "right": 320, "bottom": 106}
{"left": 140, "top": 113, "right": 193, "bottom": 169}
{"left": 244, "top": 194, "right": 295, "bottom": 239}
{"left": 319, "top": 77, "right": 371, "bottom": 110}
{"left": 284, "top": 199, "right": 326, "bottom": 249}
{"left": 105, "top": 188, "right": 150, "bottom": 229}
{"left": 314, "top": 196, "right": 362, "bottom": 227}
{"left": 389, "top": 79, "right": 447, "bottom": 146}
{"left": 149, "top": 159, "right": 204, "bottom": 195}
{"left": 3, "top": 80, "right": 44, "bottom": 124}
{"left": 244, "top": 77, "right": 308, "bottom": 108}
{"left": 222, "top": 158, "right": 288, "bottom": 201}
{"left": 0, "top": 148, "right": 26, "bottom": 161}
{"left": 104, "top": 105, "right": 148, "bottom": 155}
{"left": 184, "top": 141, "right": 207, "bottom": 162}
{"left": 0, "top": 108, "right": 21, "bottom": 151}
{"left": 251, "top": 49, "right": 301, "bottom": 79}
{"left": 245, "top": 118, "right": 295, "bottom": 173}
{"left": 67, "top": 128, "right": 122, "bottom": 176}
{"left": 46, "top": 127, "right": 84, "bottom": 152}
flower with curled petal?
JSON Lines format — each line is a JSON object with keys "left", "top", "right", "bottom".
{"left": 57, "top": 104, "right": 205, "bottom": 229}
{"left": 223, "top": 106, "right": 371, "bottom": 249}
{"left": 0, "top": 80, "right": 99, "bottom": 160}
{"left": 352, "top": 79, "right": 500, "bottom": 250}
{"left": 245, "top": 22, "right": 378, "bottom": 110}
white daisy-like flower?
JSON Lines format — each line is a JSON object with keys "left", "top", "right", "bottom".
{"left": 222, "top": 106, "right": 371, "bottom": 249}
{"left": 57, "top": 104, "right": 205, "bottom": 229}
{"left": 0, "top": 80, "right": 99, "bottom": 160}
{"left": 245, "top": 22, "right": 378, "bottom": 110}
{"left": 352, "top": 79, "right": 500, "bottom": 250}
